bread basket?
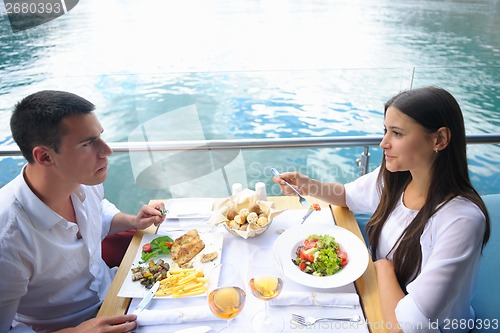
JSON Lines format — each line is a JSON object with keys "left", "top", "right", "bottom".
{"left": 209, "top": 188, "right": 284, "bottom": 239}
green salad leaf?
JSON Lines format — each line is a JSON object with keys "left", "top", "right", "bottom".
{"left": 311, "top": 246, "right": 341, "bottom": 276}
{"left": 309, "top": 234, "right": 342, "bottom": 276}
{"left": 141, "top": 235, "right": 174, "bottom": 262}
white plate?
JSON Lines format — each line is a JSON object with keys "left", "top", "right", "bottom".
{"left": 117, "top": 231, "right": 223, "bottom": 298}
{"left": 164, "top": 198, "right": 214, "bottom": 219}
{"left": 273, "top": 223, "right": 369, "bottom": 289}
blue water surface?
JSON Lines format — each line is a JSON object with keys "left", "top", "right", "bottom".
{"left": 0, "top": 0, "right": 499, "bottom": 212}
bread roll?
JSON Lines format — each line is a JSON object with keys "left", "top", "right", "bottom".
{"left": 239, "top": 208, "right": 249, "bottom": 223}
{"left": 247, "top": 212, "right": 258, "bottom": 224}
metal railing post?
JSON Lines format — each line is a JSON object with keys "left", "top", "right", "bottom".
{"left": 356, "top": 146, "right": 370, "bottom": 176}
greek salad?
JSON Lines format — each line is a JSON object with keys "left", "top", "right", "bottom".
{"left": 293, "top": 234, "right": 348, "bottom": 276}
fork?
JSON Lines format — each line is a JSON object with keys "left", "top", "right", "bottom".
{"left": 291, "top": 313, "right": 361, "bottom": 326}
{"left": 270, "top": 168, "right": 310, "bottom": 209}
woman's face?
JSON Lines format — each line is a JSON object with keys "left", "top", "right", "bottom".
{"left": 380, "top": 106, "right": 437, "bottom": 174}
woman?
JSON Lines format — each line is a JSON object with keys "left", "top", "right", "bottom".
{"left": 273, "top": 86, "right": 490, "bottom": 332}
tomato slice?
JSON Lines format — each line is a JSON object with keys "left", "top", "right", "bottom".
{"left": 142, "top": 243, "right": 152, "bottom": 252}
{"left": 338, "top": 250, "right": 348, "bottom": 260}
{"left": 299, "top": 249, "right": 314, "bottom": 262}
{"left": 304, "top": 241, "right": 317, "bottom": 250}
{"left": 165, "top": 242, "right": 173, "bottom": 247}
{"left": 338, "top": 250, "right": 348, "bottom": 266}
{"left": 299, "top": 261, "right": 306, "bottom": 271}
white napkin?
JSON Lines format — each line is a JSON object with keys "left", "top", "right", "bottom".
{"left": 136, "top": 306, "right": 221, "bottom": 326}
{"left": 269, "top": 291, "right": 360, "bottom": 307}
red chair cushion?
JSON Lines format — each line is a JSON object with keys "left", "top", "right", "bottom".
{"left": 101, "top": 229, "right": 136, "bottom": 267}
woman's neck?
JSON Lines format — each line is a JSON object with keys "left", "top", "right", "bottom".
{"left": 403, "top": 172, "right": 432, "bottom": 210}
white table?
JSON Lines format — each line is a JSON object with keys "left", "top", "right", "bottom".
{"left": 97, "top": 196, "right": 387, "bottom": 333}
{"left": 127, "top": 208, "right": 370, "bottom": 333}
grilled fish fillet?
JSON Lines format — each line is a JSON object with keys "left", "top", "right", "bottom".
{"left": 200, "top": 251, "right": 218, "bottom": 263}
{"left": 171, "top": 229, "right": 205, "bottom": 265}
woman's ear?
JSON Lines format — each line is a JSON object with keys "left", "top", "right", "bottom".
{"left": 32, "top": 146, "right": 53, "bottom": 166}
{"left": 434, "top": 127, "right": 451, "bottom": 151}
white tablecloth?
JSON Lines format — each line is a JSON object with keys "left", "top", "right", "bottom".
{"left": 128, "top": 207, "right": 370, "bottom": 333}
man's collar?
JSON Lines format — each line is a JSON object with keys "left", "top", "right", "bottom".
{"left": 14, "top": 165, "right": 86, "bottom": 231}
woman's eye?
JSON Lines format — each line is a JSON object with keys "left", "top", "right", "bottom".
{"left": 393, "top": 131, "right": 402, "bottom": 137}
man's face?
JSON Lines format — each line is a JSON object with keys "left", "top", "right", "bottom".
{"left": 49, "top": 112, "right": 112, "bottom": 186}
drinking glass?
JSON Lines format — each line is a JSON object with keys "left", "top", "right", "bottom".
{"left": 207, "top": 263, "right": 246, "bottom": 332}
{"left": 247, "top": 248, "right": 285, "bottom": 333}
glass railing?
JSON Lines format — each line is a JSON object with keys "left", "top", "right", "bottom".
{"left": 1, "top": 134, "right": 499, "bottom": 214}
{"left": 1, "top": 67, "right": 499, "bottom": 213}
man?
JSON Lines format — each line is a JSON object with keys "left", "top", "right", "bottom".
{"left": 0, "top": 91, "right": 166, "bottom": 332}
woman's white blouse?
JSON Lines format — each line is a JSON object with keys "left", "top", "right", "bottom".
{"left": 344, "top": 167, "right": 486, "bottom": 332}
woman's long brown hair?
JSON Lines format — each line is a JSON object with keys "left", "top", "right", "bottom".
{"left": 366, "top": 86, "right": 490, "bottom": 291}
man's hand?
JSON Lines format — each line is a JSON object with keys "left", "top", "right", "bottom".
{"left": 55, "top": 314, "right": 137, "bottom": 333}
{"left": 109, "top": 203, "right": 167, "bottom": 234}
{"left": 134, "top": 203, "right": 167, "bottom": 229}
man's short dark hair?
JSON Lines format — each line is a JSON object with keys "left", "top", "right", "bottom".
{"left": 10, "top": 90, "right": 96, "bottom": 163}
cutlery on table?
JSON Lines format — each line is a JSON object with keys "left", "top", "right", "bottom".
{"left": 173, "top": 326, "right": 212, "bottom": 333}
{"left": 291, "top": 313, "right": 361, "bottom": 326}
{"left": 171, "top": 212, "right": 211, "bottom": 218}
{"left": 133, "top": 281, "right": 160, "bottom": 315}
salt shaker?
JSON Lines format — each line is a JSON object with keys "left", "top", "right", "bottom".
{"left": 232, "top": 183, "right": 243, "bottom": 196}
{"left": 255, "top": 182, "right": 267, "bottom": 201}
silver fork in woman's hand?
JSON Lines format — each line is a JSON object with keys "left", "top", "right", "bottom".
{"left": 270, "top": 168, "right": 310, "bottom": 209}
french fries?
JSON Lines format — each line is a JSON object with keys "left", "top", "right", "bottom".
{"left": 155, "top": 268, "right": 208, "bottom": 298}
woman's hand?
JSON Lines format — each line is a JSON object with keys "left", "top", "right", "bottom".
{"left": 272, "top": 171, "right": 347, "bottom": 207}
{"left": 272, "top": 171, "right": 311, "bottom": 196}
{"left": 55, "top": 314, "right": 137, "bottom": 333}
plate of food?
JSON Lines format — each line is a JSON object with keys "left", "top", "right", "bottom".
{"left": 118, "top": 229, "right": 223, "bottom": 298}
{"left": 273, "top": 223, "right": 369, "bottom": 289}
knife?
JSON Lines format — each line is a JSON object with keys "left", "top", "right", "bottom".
{"left": 133, "top": 281, "right": 160, "bottom": 315}
{"left": 173, "top": 326, "right": 212, "bottom": 333}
